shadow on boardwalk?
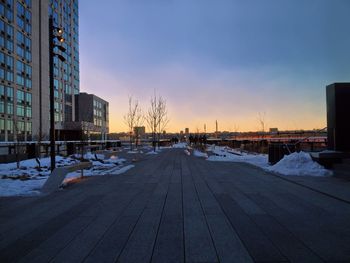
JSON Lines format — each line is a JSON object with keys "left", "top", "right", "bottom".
{"left": 1, "top": 149, "right": 350, "bottom": 262}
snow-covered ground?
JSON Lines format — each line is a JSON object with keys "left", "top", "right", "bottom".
{"left": 204, "top": 145, "right": 332, "bottom": 177}
{"left": 145, "top": 142, "right": 187, "bottom": 154}
{"left": 172, "top": 142, "right": 188, "bottom": 148}
{"left": 0, "top": 152, "right": 133, "bottom": 197}
{"left": 193, "top": 150, "right": 209, "bottom": 158}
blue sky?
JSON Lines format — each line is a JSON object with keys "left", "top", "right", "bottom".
{"left": 79, "top": 0, "right": 350, "bottom": 132}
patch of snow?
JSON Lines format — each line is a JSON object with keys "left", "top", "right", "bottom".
{"left": 184, "top": 149, "right": 190, "bottom": 156}
{"left": 106, "top": 156, "right": 126, "bottom": 165}
{"left": 207, "top": 153, "right": 268, "bottom": 168}
{"left": 0, "top": 177, "right": 45, "bottom": 196}
{"left": 193, "top": 150, "right": 208, "bottom": 158}
{"left": 266, "top": 151, "right": 332, "bottom": 176}
{"left": 0, "top": 156, "right": 78, "bottom": 179}
{"left": 109, "top": 164, "right": 135, "bottom": 175}
{"left": 172, "top": 142, "right": 187, "bottom": 148}
{"left": 64, "top": 164, "right": 135, "bottom": 183}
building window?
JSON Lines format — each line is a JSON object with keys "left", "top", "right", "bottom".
{"left": 25, "top": 0, "right": 31, "bottom": 8}
{"left": 16, "top": 105, "right": 24, "bottom": 116}
{"left": 16, "top": 60, "right": 31, "bottom": 88}
{"left": 16, "top": 90, "right": 25, "bottom": 117}
{"left": 0, "top": 101, "right": 4, "bottom": 113}
{"left": 0, "top": 51, "right": 14, "bottom": 83}
{"left": 26, "top": 121, "right": 31, "bottom": 133}
{"left": 6, "top": 103, "right": 13, "bottom": 114}
{"left": 16, "top": 120, "right": 25, "bottom": 134}
{"left": 16, "top": 1, "right": 31, "bottom": 35}
{"left": 0, "top": 1, "right": 14, "bottom": 22}
{"left": 0, "top": 119, "right": 5, "bottom": 141}
{"left": 0, "top": 85, "right": 4, "bottom": 114}
{"left": 26, "top": 92, "right": 31, "bottom": 105}
{"left": 6, "top": 86, "right": 13, "bottom": 101}
{"left": 25, "top": 92, "right": 31, "bottom": 117}
{"left": 16, "top": 89, "right": 24, "bottom": 103}
{"left": 5, "top": 86, "right": 13, "bottom": 115}
{"left": 6, "top": 119, "right": 13, "bottom": 134}
{"left": 26, "top": 106, "right": 31, "bottom": 117}
{"left": 0, "top": 21, "right": 14, "bottom": 52}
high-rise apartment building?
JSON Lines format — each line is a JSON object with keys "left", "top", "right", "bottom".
{"left": 0, "top": 0, "right": 79, "bottom": 142}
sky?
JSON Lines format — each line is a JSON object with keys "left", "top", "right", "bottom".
{"left": 79, "top": 0, "right": 350, "bottom": 133}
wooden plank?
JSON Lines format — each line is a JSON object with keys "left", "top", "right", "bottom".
{"left": 18, "top": 182, "right": 140, "bottom": 263}
{"left": 189, "top": 160, "right": 253, "bottom": 263}
{"left": 181, "top": 156, "right": 219, "bottom": 263}
{"left": 151, "top": 183, "right": 184, "bottom": 263}
{"left": 0, "top": 195, "right": 100, "bottom": 263}
{"left": 85, "top": 156, "right": 173, "bottom": 262}
{"left": 51, "top": 183, "right": 157, "bottom": 263}
{"left": 248, "top": 193, "right": 350, "bottom": 262}
{"left": 214, "top": 193, "right": 286, "bottom": 262}
{"left": 252, "top": 214, "right": 323, "bottom": 263}
{"left": 116, "top": 162, "right": 173, "bottom": 263}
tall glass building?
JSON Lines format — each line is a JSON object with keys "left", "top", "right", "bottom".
{"left": 0, "top": 0, "right": 79, "bottom": 142}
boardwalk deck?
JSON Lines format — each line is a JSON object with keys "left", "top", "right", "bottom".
{"left": 1, "top": 149, "right": 350, "bottom": 262}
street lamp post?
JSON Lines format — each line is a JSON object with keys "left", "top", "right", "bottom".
{"left": 49, "top": 16, "right": 65, "bottom": 172}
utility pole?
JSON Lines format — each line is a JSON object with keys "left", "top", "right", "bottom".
{"left": 49, "top": 16, "right": 66, "bottom": 171}
{"left": 49, "top": 17, "right": 55, "bottom": 172}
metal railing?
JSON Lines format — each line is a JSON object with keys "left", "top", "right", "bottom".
{"left": 284, "top": 127, "right": 327, "bottom": 154}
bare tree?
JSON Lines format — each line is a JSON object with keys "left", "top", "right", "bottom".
{"left": 146, "top": 94, "right": 169, "bottom": 152}
{"left": 13, "top": 119, "right": 23, "bottom": 169}
{"left": 156, "top": 96, "right": 169, "bottom": 149}
{"left": 133, "top": 109, "right": 144, "bottom": 149}
{"left": 146, "top": 94, "right": 158, "bottom": 152}
{"left": 124, "top": 96, "right": 142, "bottom": 151}
{"left": 257, "top": 112, "right": 267, "bottom": 132}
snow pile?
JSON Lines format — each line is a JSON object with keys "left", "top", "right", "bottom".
{"left": 193, "top": 150, "right": 208, "bottom": 158}
{"left": 208, "top": 145, "right": 242, "bottom": 156}
{"left": 266, "top": 151, "right": 332, "bottom": 176}
{"left": 73, "top": 152, "right": 105, "bottom": 160}
{"left": 184, "top": 149, "right": 190, "bottom": 156}
{"left": 0, "top": 156, "right": 78, "bottom": 178}
{"left": 206, "top": 145, "right": 266, "bottom": 166}
{"left": 207, "top": 152, "right": 268, "bottom": 168}
{"left": 172, "top": 142, "right": 187, "bottom": 148}
{"left": 206, "top": 146, "right": 332, "bottom": 177}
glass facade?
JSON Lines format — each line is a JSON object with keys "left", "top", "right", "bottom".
{"left": 49, "top": 0, "right": 79, "bottom": 125}
{"left": 0, "top": 0, "right": 79, "bottom": 141}
{"left": 0, "top": 0, "right": 32, "bottom": 141}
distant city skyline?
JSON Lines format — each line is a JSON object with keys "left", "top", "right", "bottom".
{"left": 80, "top": 0, "right": 350, "bottom": 133}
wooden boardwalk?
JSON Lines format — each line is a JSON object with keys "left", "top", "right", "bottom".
{"left": 1, "top": 149, "right": 350, "bottom": 262}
